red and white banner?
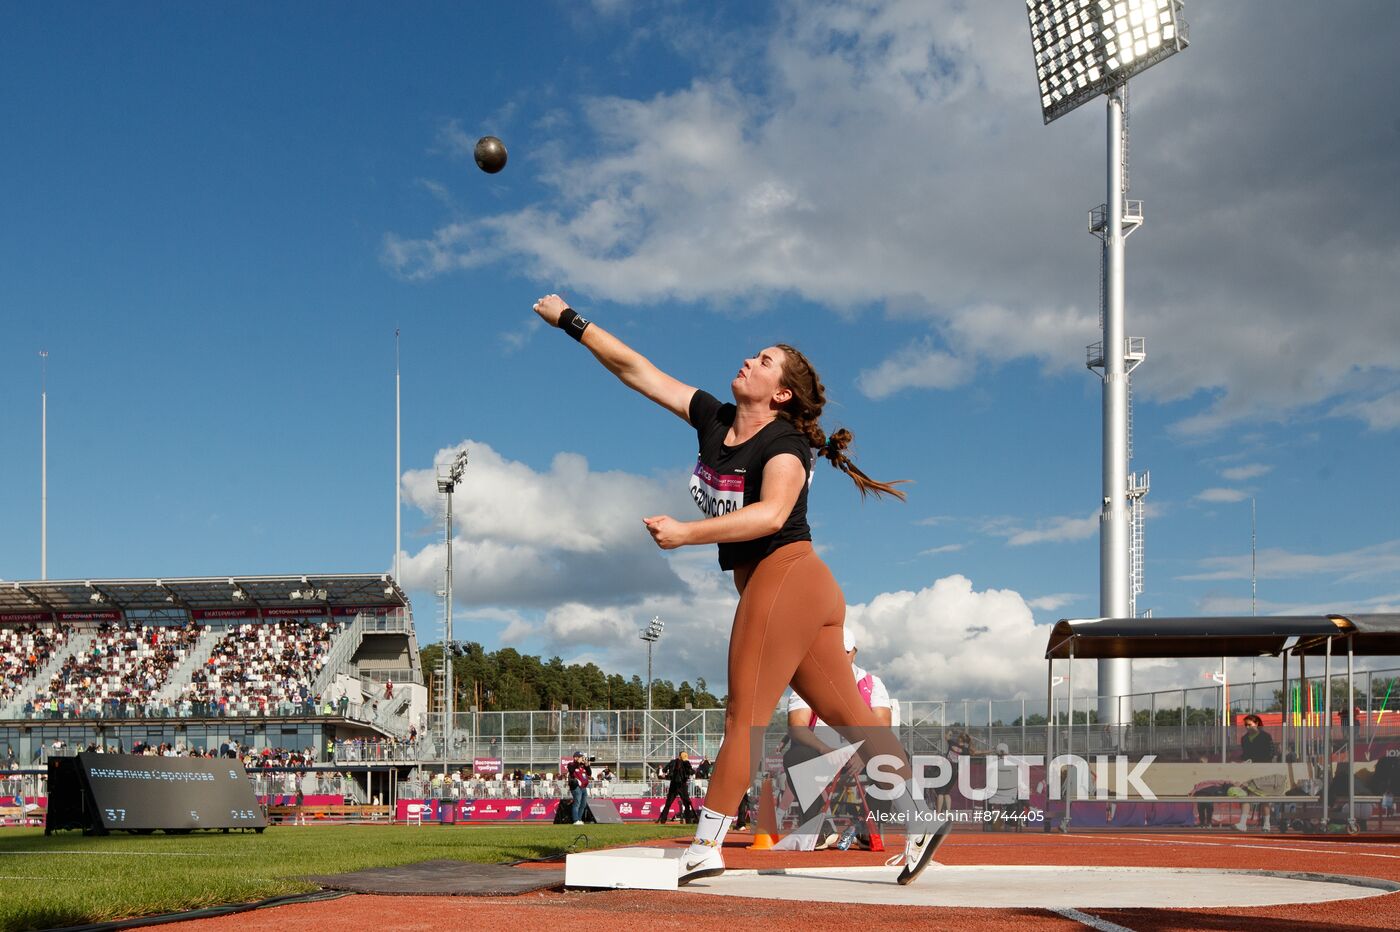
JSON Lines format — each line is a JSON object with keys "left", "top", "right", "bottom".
{"left": 57, "top": 610, "right": 122, "bottom": 622}
{"left": 0, "top": 612, "right": 54, "bottom": 623}
{"left": 192, "top": 608, "right": 258, "bottom": 620}
{"left": 394, "top": 796, "right": 705, "bottom": 823}
{"left": 330, "top": 605, "right": 396, "bottom": 617}
{"left": 257, "top": 793, "right": 342, "bottom": 807}
{"left": 263, "top": 606, "right": 330, "bottom": 618}
{"left": 472, "top": 758, "right": 503, "bottom": 775}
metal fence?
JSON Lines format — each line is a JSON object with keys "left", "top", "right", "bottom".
{"left": 402, "top": 666, "right": 1400, "bottom": 772}
{"left": 418, "top": 708, "right": 729, "bottom": 769}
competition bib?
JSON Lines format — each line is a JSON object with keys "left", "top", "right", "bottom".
{"left": 690, "top": 460, "right": 744, "bottom": 517}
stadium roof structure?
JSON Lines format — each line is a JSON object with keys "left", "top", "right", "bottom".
{"left": 1292, "top": 613, "right": 1400, "bottom": 656}
{"left": 0, "top": 574, "right": 407, "bottom": 618}
{"left": 1045, "top": 613, "right": 1400, "bottom": 659}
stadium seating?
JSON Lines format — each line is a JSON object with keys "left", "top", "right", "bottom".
{"left": 175, "top": 619, "right": 342, "bottom": 717}
{"left": 11, "top": 618, "right": 345, "bottom": 719}
{"left": 1, "top": 624, "right": 71, "bottom": 708}
{"left": 27, "top": 621, "right": 198, "bottom": 718}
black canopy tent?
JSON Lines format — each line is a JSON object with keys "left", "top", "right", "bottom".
{"left": 1044, "top": 613, "right": 1400, "bottom": 831}
{"left": 1044, "top": 615, "right": 1343, "bottom": 660}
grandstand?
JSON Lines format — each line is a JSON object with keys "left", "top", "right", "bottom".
{"left": 0, "top": 575, "right": 424, "bottom": 772}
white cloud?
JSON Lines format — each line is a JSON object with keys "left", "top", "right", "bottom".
{"left": 1178, "top": 540, "right": 1400, "bottom": 583}
{"left": 542, "top": 602, "right": 639, "bottom": 646}
{"left": 999, "top": 512, "right": 1100, "bottom": 547}
{"left": 384, "top": 1, "right": 1400, "bottom": 436}
{"left": 847, "top": 575, "right": 1053, "bottom": 700}
{"left": 857, "top": 342, "right": 972, "bottom": 398}
{"left": 1027, "top": 593, "right": 1080, "bottom": 612}
{"left": 1194, "top": 488, "right": 1249, "bottom": 504}
{"left": 1336, "top": 391, "right": 1400, "bottom": 432}
{"left": 1221, "top": 464, "right": 1272, "bottom": 482}
{"left": 434, "top": 119, "right": 477, "bottom": 160}
{"left": 496, "top": 548, "right": 741, "bottom": 689}
{"left": 1196, "top": 592, "right": 1400, "bottom": 616}
{"left": 919, "top": 543, "right": 964, "bottom": 555}
{"left": 398, "top": 441, "right": 689, "bottom": 608}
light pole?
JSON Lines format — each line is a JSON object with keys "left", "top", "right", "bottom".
{"left": 470, "top": 703, "right": 479, "bottom": 766}
{"left": 39, "top": 350, "right": 47, "bottom": 580}
{"left": 1025, "top": 0, "right": 1188, "bottom": 727}
{"left": 394, "top": 328, "right": 401, "bottom": 584}
{"left": 640, "top": 616, "right": 664, "bottom": 775}
{"left": 437, "top": 449, "right": 469, "bottom": 776}
{"left": 559, "top": 703, "right": 568, "bottom": 775}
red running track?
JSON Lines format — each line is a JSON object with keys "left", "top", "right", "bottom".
{"left": 159, "top": 828, "right": 1400, "bottom": 931}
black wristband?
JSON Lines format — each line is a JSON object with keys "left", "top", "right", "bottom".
{"left": 558, "top": 307, "right": 591, "bottom": 342}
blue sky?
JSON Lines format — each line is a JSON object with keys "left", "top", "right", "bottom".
{"left": 3, "top": 2, "right": 1398, "bottom": 702}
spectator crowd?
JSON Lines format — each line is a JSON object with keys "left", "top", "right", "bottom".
{"left": 27, "top": 621, "right": 198, "bottom": 718}
{"left": 1, "top": 624, "right": 70, "bottom": 708}
{"left": 9, "top": 619, "right": 347, "bottom": 720}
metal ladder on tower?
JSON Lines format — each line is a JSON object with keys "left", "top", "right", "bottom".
{"left": 1128, "top": 470, "right": 1151, "bottom": 618}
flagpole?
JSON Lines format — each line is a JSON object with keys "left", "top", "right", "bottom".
{"left": 40, "top": 349, "right": 48, "bottom": 580}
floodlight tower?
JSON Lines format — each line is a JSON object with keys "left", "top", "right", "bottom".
{"left": 640, "top": 616, "right": 664, "bottom": 771}
{"left": 1026, "top": 0, "right": 1187, "bottom": 726}
{"left": 436, "top": 449, "right": 469, "bottom": 772}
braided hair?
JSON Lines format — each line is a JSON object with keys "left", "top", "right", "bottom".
{"left": 773, "top": 343, "right": 908, "bottom": 501}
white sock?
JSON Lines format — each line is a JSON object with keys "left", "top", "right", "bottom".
{"left": 687, "top": 807, "right": 733, "bottom": 855}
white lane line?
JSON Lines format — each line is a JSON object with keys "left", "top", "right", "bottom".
{"left": 1098, "top": 835, "right": 1400, "bottom": 861}
{"left": 1050, "top": 907, "right": 1138, "bottom": 931}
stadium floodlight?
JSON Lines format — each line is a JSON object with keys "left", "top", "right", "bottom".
{"left": 1027, "top": 0, "right": 1187, "bottom": 124}
{"left": 1025, "top": 0, "right": 1186, "bottom": 730}
{"left": 641, "top": 617, "right": 665, "bottom": 709}
{"left": 640, "top": 616, "right": 664, "bottom": 765}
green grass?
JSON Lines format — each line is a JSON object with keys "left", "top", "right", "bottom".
{"left": 0, "top": 823, "right": 691, "bottom": 932}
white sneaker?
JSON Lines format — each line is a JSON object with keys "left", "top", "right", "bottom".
{"left": 678, "top": 841, "right": 725, "bottom": 885}
{"left": 896, "top": 817, "right": 952, "bottom": 885}
{"left": 573, "top": 820, "right": 584, "bottom": 825}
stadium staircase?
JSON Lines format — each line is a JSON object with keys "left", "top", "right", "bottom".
{"left": 154, "top": 626, "right": 222, "bottom": 707}
{"left": 311, "top": 616, "right": 366, "bottom": 698}
{"left": 2, "top": 629, "right": 94, "bottom": 719}
{"left": 361, "top": 680, "right": 413, "bottom": 738}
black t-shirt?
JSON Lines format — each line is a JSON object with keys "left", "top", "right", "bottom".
{"left": 688, "top": 389, "right": 812, "bottom": 570}
{"left": 665, "top": 757, "right": 694, "bottom": 787}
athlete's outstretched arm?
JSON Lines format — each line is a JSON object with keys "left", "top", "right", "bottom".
{"left": 533, "top": 293, "right": 695, "bottom": 422}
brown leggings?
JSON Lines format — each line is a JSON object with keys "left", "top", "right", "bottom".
{"left": 704, "top": 541, "right": 911, "bottom": 815}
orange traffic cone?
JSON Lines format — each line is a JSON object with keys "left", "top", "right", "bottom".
{"left": 747, "top": 776, "right": 780, "bottom": 850}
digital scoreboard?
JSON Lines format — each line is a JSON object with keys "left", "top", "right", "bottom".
{"left": 46, "top": 753, "right": 267, "bottom": 834}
